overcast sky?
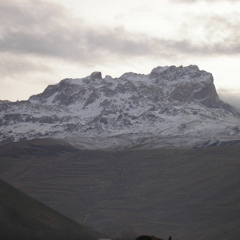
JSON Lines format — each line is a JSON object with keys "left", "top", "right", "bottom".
{"left": 1, "top": 0, "right": 240, "bottom": 107}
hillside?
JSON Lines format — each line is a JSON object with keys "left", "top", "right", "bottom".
{"left": 0, "top": 139, "right": 240, "bottom": 240}
{"left": 0, "top": 175, "right": 105, "bottom": 240}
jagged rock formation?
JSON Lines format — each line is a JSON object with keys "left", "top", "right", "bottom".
{"left": 0, "top": 65, "right": 240, "bottom": 148}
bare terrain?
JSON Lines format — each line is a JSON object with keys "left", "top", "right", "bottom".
{"left": 0, "top": 139, "right": 240, "bottom": 240}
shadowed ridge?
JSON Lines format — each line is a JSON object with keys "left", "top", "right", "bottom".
{"left": 0, "top": 178, "right": 106, "bottom": 240}
{"left": 135, "top": 235, "right": 171, "bottom": 240}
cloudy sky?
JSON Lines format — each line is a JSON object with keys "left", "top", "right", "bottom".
{"left": 1, "top": 0, "right": 240, "bottom": 107}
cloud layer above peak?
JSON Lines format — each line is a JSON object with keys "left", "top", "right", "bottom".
{"left": 1, "top": 0, "right": 240, "bottom": 64}
{"left": 0, "top": 0, "right": 240, "bottom": 106}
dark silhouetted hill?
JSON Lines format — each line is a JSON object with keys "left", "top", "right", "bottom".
{"left": 0, "top": 177, "right": 105, "bottom": 240}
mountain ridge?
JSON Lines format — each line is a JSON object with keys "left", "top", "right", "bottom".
{"left": 1, "top": 65, "right": 240, "bottom": 148}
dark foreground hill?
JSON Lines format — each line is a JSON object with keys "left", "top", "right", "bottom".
{"left": 0, "top": 177, "right": 104, "bottom": 240}
{"left": 0, "top": 139, "right": 240, "bottom": 240}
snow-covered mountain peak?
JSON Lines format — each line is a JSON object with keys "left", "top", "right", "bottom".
{"left": 1, "top": 65, "right": 240, "bottom": 148}
{"left": 29, "top": 65, "right": 216, "bottom": 106}
{"left": 150, "top": 65, "right": 211, "bottom": 83}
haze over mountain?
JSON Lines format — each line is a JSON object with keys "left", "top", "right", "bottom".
{"left": 0, "top": 65, "right": 240, "bottom": 149}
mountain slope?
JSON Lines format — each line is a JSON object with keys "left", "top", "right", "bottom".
{"left": 0, "top": 65, "right": 240, "bottom": 148}
{"left": 0, "top": 176, "right": 105, "bottom": 240}
{"left": 1, "top": 139, "right": 240, "bottom": 240}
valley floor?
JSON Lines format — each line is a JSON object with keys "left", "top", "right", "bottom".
{"left": 0, "top": 139, "right": 240, "bottom": 240}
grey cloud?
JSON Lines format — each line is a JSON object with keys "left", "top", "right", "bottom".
{"left": 171, "top": 0, "right": 238, "bottom": 3}
{"left": 1, "top": 0, "right": 240, "bottom": 69}
{"left": 0, "top": 54, "right": 53, "bottom": 77}
{"left": 2, "top": 21, "right": 240, "bottom": 64}
{"left": 0, "top": 0, "right": 65, "bottom": 29}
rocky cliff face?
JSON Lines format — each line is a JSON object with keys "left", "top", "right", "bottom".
{"left": 0, "top": 65, "right": 240, "bottom": 148}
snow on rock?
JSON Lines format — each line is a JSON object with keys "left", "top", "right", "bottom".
{"left": 1, "top": 65, "right": 240, "bottom": 148}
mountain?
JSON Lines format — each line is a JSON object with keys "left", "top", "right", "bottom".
{"left": 0, "top": 177, "right": 105, "bottom": 240}
{"left": 1, "top": 139, "right": 240, "bottom": 240}
{"left": 0, "top": 65, "right": 240, "bottom": 148}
